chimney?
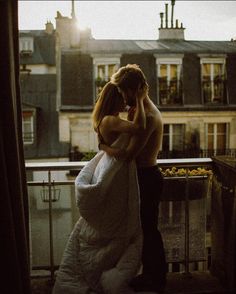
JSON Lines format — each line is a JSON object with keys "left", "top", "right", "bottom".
{"left": 55, "top": 8, "right": 80, "bottom": 49}
{"left": 158, "top": 0, "right": 185, "bottom": 40}
{"left": 45, "top": 20, "right": 54, "bottom": 34}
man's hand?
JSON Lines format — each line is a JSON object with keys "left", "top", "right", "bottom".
{"left": 136, "top": 82, "right": 149, "bottom": 102}
{"left": 127, "top": 106, "right": 136, "bottom": 121}
{"left": 99, "top": 143, "right": 126, "bottom": 161}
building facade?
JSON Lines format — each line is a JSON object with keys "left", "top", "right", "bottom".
{"left": 20, "top": 1, "right": 236, "bottom": 160}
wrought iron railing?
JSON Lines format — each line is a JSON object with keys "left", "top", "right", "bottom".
{"left": 26, "top": 158, "right": 213, "bottom": 281}
{"left": 158, "top": 149, "right": 236, "bottom": 159}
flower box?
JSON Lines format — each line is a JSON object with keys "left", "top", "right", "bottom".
{"left": 161, "top": 176, "right": 209, "bottom": 201}
{"left": 160, "top": 167, "right": 212, "bottom": 201}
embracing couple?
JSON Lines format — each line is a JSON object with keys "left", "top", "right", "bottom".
{"left": 53, "top": 64, "right": 167, "bottom": 294}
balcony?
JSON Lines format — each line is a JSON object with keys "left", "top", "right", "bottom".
{"left": 26, "top": 157, "right": 236, "bottom": 294}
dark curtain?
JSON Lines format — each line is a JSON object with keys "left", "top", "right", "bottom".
{"left": 0, "top": 1, "right": 31, "bottom": 293}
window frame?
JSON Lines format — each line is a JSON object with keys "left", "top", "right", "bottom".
{"left": 205, "top": 122, "right": 229, "bottom": 151}
{"left": 162, "top": 123, "right": 186, "bottom": 152}
{"left": 200, "top": 57, "right": 226, "bottom": 104}
{"left": 155, "top": 57, "right": 183, "bottom": 105}
{"left": 92, "top": 56, "right": 120, "bottom": 101}
{"left": 22, "top": 109, "right": 35, "bottom": 145}
{"left": 19, "top": 37, "right": 34, "bottom": 54}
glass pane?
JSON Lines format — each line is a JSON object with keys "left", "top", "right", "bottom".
{"left": 208, "top": 124, "right": 214, "bottom": 133}
{"left": 173, "top": 125, "right": 184, "bottom": 150}
{"left": 217, "top": 123, "right": 226, "bottom": 134}
{"left": 159, "top": 77, "right": 168, "bottom": 105}
{"left": 169, "top": 79, "right": 178, "bottom": 103}
{"left": 217, "top": 134, "right": 226, "bottom": 150}
{"left": 162, "top": 125, "right": 169, "bottom": 151}
{"left": 207, "top": 124, "right": 214, "bottom": 150}
{"left": 202, "top": 79, "right": 212, "bottom": 103}
{"left": 208, "top": 134, "right": 214, "bottom": 149}
{"left": 202, "top": 63, "right": 211, "bottom": 77}
{"left": 164, "top": 124, "right": 169, "bottom": 133}
{"left": 213, "top": 64, "right": 224, "bottom": 102}
{"left": 213, "top": 82, "right": 223, "bottom": 102}
{"left": 162, "top": 135, "right": 169, "bottom": 151}
{"left": 24, "top": 124, "right": 32, "bottom": 132}
{"left": 170, "top": 64, "right": 177, "bottom": 80}
{"left": 108, "top": 64, "right": 116, "bottom": 78}
{"left": 160, "top": 64, "right": 167, "bottom": 78}
{"left": 214, "top": 63, "right": 223, "bottom": 77}
{"left": 173, "top": 124, "right": 183, "bottom": 135}
{"left": 97, "top": 65, "right": 105, "bottom": 79}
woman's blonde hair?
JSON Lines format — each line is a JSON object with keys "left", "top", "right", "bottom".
{"left": 92, "top": 82, "right": 124, "bottom": 132}
{"left": 110, "top": 64, "right": 147, "bottom": 92}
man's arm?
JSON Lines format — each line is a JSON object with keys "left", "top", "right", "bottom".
{"left": 99, "top": 143, "right": 126, "bottom": 160}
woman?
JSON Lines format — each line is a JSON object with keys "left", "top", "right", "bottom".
{"left": 53, "top": 70, "right": 148, "bottom": 294}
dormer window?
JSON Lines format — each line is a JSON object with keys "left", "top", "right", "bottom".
{"left": 156, "top": 57, "right": 183, "bottom": 105}
{"left": 22, "top": 110, "right": 35, "bottom": 144}
{"left": 19, "top": 37, "right": 34, "bottom": 56}
{"left": 200, "top": 58, "right": 226, "bottom": 104}
{"left": 93, "top": 56, "right": 120, "bottom": 100}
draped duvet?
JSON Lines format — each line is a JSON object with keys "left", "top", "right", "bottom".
{"left": 53, "top": 135, "right": 142, "bottom": 293}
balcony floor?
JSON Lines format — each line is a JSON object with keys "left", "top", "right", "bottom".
{"left": 31, "top": 271, "right": 228, "bottom": 294}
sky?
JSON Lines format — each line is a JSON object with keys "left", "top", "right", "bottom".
{"left": 18, "top": 0, "right": 236, "bottom": 41}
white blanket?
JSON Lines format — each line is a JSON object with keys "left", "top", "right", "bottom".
{"left": 53, "top": 134, "right": 142, "bottom": 294}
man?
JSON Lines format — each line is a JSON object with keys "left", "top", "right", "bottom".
{"left": 111, "top": 64, "right": 167, "bottom": 293}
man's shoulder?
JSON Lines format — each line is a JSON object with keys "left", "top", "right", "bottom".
{"left": 146, "top": 108, "right": 162, "bottom": 121}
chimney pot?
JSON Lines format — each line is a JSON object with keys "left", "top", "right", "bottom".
{"left": 160, "top": 12, "right": 164, "bottom": 28}
{"left": 165, "top": 3, "right": 168, "bottom": 28}
{"left": 45, "top": 21, "right": 54, "bottom": 34}
{"left": 176, "top": 19, "right": 179, "bottom": 29}
{"left": 171, "top": 0, "right": 175, "bottom": 28}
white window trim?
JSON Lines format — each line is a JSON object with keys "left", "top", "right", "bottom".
{"left": 200, "top": 58, "right": 225, "bottom": 65}
{"left": 93, "top": 57, "right": 120, "bottom": 79}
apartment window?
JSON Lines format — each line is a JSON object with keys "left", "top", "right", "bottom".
{"left": 22, "top": 111, "right": 34, "bottom": 144}
{"left": 201, "top": 58, "right": 226, "bottom": 104}
{"left": 156, "top": 58, "right": 183, "bottom": 105}
{"left": 19, "top": 37, "right": 34, "bottom": 54}
{"left": 162, "top": 124, "right": 185, "bottom": 152}
{"left": 205, "top": 123, "right": 228, "bottom": 151}
{"left": 93, "top": 57, "right": 120, "bottom": 99}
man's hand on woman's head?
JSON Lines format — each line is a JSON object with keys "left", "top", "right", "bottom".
{"left": 136, "top": 82, "right": 149, "bottom": 102}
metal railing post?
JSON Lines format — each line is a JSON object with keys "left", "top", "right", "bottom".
{"left": 184, "top": 167, "right": 190, "bottom": 276}
{"left": 48, "top": 170, "right": 55, "bottom": 281}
